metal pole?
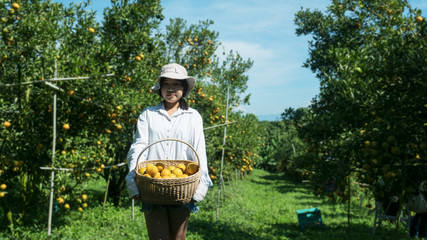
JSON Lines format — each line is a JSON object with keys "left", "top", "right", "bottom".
{"left": 132, "top": 199, "right": 135, "bottom": 221}
{"left": 47, "top": 94, "right": 57, "bottom": 235}
{"left": 103, "top": 173, "right": 111, "bottom": 209}
{"left": 216, "top": 82, "right": 230, "bottom": 220}
{"left": 47, "top": 62, "right": 58, "bottom": 235}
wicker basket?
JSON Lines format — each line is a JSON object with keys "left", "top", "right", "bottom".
{"left": 134, "top": 138, "right": 201, "bottom": 205}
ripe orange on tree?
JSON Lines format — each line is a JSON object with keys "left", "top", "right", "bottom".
{"left": 57, "top": 197, "right": 65, "bottom": 204}
{"left": 3, "top": 121, "right": 11, "bottom": 128}
{"left": 62, "top": 123, "right": 70, "bottom": 130}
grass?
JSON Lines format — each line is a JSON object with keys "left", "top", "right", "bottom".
{"left": 0, "top": 169, "right": 408, "bottom": 239}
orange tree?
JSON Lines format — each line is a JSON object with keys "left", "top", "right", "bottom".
{"left": 0, "top": 0, "right": 261, "bottom": 228}
{"left": 0, "top": 0, "right": 80, "bottom": 226}
{"left": 294, "top": 0, "right": 426, "bottom": 204}
{"left": 256, "top": 108, "right": 308, "bottom": 183}
{"left": 0, "top": 0, "right": 164, "bottom": 226}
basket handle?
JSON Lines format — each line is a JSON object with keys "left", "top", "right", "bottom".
{"left": 135, "top": 138, "right": 201, "bottom": 170}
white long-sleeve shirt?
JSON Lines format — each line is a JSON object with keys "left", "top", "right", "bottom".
{"left": 125, "top": 102, "right": 213, "bottom": 202}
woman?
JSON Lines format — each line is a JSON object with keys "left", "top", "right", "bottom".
{"left": 126, "top": 63, "right": 213, "bottom": 239}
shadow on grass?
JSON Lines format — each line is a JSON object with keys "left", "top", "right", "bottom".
{"left": 252, "top": 176, "right": 313, "bottom": 197}
{"left": 267, "top": 221, "right": 406, "bottom": 240}
{"left": 187, "top": 217, "right": 406, "bottom": 240}
{"left": 188, "top": 218, "right": 272, "bottom": 240}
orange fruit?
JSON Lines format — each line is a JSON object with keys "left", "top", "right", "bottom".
{"left": 143, "top": 173, "right": 151, "bottom": 178}
{"left": 64, "top": 203, "right": 70, "bottom": 209}
{"left": 57, "top": 197, "right": 64, "bottom": 204}
{"left": 154, "top": 172, "right": 161, "bottom": 178}
{"left": 3, "top": 121, "right": 11, "bottom": 128}
{"left": 81, "top": 194, "right": 87, "bottom": 200}
{"left": 186, "top": 163, "right": 198, "bottom": 175}
{"left": 62, "top": 123, "right": 70, "bottom": 130}
{"left": 82, "top": 203, "right": 88, "bottom": 208}
{"left": 146, "top": 164, "right": 158, "bottom": 177}
{"left": 0, "top": 184, "right": 6, "bottom": 190}
{"left": 172, "top": 168, "right": 183, "bottom": 176}
{"left": 177, "top": 163, "right": 186, "bottom": 172}
{"left": 156, "top": 162, "right": 165, "bottom": 171}
{"left": 181, "top": 174, "right": 189, "bottom": 178}
{"left": 160, "top": 169, "right": 171, "bottom": 177}
{"left": 0, "top": 192, "right": 5, "bottom": 198}
{"left": 169, "top": 174, "right": 177, "bottom": 178}
{"left": 138, "top": 167, "right": 147, "bottom": 175}
{"left": 168, "top": 166, "right": 176, "bottom": 171}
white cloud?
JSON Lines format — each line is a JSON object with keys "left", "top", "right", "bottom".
{"left": 219, "top": 41, "right": 275, "bottom": 63}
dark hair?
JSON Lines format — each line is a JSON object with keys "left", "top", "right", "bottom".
{"left": 158, "top": 77, "right": 189, "bottom": 110}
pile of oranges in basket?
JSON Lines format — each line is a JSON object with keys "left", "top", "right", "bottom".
{"left": 138, "top": 162, "right": 198, "bottom": 179}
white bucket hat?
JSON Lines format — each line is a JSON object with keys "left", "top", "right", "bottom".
{"left": 151, "top": 63, "right": 195, "bottom": 98}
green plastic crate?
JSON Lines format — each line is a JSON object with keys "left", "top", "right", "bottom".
{"left": 297, "top": 207, "right": 324, "bottom": 230}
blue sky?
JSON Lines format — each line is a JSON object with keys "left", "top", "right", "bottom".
{"left": 56, "top": 0, "right": 427, "bottom": 121}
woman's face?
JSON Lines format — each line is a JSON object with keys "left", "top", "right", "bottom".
{"left": 161, "top": 78, "right": 184, "bottom": 104}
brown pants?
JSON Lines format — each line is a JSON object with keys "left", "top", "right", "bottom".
{"left": 144, "top": 206, "right": 190, "bottom": 240}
